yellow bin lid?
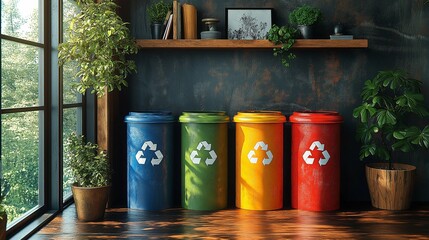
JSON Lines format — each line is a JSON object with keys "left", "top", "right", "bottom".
{"left": 233, "top": 111, "right": 286, "bottom": 123}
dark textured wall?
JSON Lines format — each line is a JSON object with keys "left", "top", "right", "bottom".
{"left": 116, "top": 0, "right": 429, "bottom": 206}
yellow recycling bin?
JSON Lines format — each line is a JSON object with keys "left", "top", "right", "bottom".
{"left": 234, "top": 111, "right": 286, "bottom": 210}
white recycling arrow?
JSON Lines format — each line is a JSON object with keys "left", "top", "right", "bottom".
{"left": 254, "top": 141, "right": 268, "bottom": 151}
{"left": 190, "top": 150, "right": 201, "bottom": 164}
{"left": 319, "top": 150, "right": 330, "bottom": 166}
{"left": 135, "top": 140, "right": 164, "bottom": 166}
{"left": 302, "top": 150, "right": 315, "bottom": 164}
{"left": 151, "top": 150, "right": 164, "bottom": 166}
{"left": 262, "top": 150, "right": 273, "bottom": 165}
{"left": 135, "top": 150, "right": 147, "bottom": 164}
{"left": 310, "top": 141, "right": 324, "bottom": 151}
{"left": 247, "top": 150, "right": 258, "bottom": 163}
{"left": 303, "top": 140, "right": 331, "bottom": 166}
{"left": 247, "top": 141, "right": 273, "bottom": 165}
{"left": 205, "top": 150, "right": 217, "bottom": 165}
{"left": 197, "top": 141, "right": 211, "bottom": 151}
{"left": 142, "top": 141, "right": 157, "bottom": 151}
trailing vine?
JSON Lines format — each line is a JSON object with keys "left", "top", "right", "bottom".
{"left": 267, "top": 24, "right": 297, "bottom": 67}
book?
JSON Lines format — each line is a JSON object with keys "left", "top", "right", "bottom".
{"left": 163, "top": 14, "right": 173, "bottom": 39}
{"left": 330, "top": 35, "right": 353, "bottom": 40}
{"left": 177, "top": 2, "right": 182, "bottom": 39}
{"left": 163, "top": 10, "right": 172, "bottom": 26}
{"left": 173, "top": 0, "right": 178, "bottom": 39}
{"left": 182, "top": 3, "right": 197, "bottom": 39}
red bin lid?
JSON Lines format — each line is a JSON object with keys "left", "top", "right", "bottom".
{"left": 289, "top": 111, "right": 343, "bottom": 124}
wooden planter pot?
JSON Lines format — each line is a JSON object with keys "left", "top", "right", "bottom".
{"left": 365, "top": 163, "right": 416, "bottom": 210}
{"left": 72, "top": 185, "right": 110, "bottom": 221}
{"left": 0, "top": 212, "right": 6, "bottom": 240}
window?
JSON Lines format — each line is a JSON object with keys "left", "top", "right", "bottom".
{"left": 1, "top": 0, "right": 86, "bottom": 235}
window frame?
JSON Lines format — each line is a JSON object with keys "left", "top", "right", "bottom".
{"left": 1, "top": 0, "right": 91, "bottom": 237}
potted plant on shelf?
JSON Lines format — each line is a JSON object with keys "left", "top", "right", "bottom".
{"left": 58, "top": 0, "right": 138, "bottom": 97}
{"left": 65, "top": 132, "right": 111, "bottom": 221}
{"left": 267, "top": 24, "right": 297, "bottom": 67}
{"left": 147, "top": 0, "right": 171, "bottom": 39}
{"left": 353, "top": 69, "right": 429, "bottom": 210}
{"left": 289, "top": 4, "right": 322, "bottom": 39}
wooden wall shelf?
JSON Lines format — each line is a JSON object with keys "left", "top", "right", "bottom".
{"left": 136, "top": 39, "right": 368, "bottom": 49}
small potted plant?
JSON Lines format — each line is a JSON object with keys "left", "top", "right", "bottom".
{"left": 58, "top": 0, "right": 138, "bottom": 97}
{"left": 353, "top": 70, "right": 429, "bottom": 210}
{"left": 267, "top": 24, "right": 297, "bottom": 67}
{"left": 147, "top": 0, "right": 171, "bottom": 39}
{"left": 65, "top": 132, "right": 111, "bottom": 221}
{"left": 289, "top": 4, "right": 322, "bottom": 39}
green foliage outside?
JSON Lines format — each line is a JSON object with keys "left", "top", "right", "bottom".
{"left": 65, "top": 132, "right": 111, "bottom": 188}
{"left": 353, "top": 70, "right": 429, "bottom": 169}
{"left": 1, "top": 0, "right": 81, "bottom": 222}
{"left": 289, "top": 4, "right": 322, "bottom": 26}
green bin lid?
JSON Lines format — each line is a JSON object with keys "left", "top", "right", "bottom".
{"left": 179, "top": 111, "right": 230, "bottom": 123}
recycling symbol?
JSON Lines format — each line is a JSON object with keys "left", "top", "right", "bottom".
{"left": 302, "top": 141, "right": 330, "bottom": 166}
{"left": 190, "top": 141, "right": 217, "bottom": 166}
{"left": 247, "top": 141, "right": 273, "bottom": 165}
{"left": 135, "top": 141, "right": 164, "bottom": 166}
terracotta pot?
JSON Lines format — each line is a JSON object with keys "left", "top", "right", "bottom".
{"left": 0, "top": 212, "right": 6, "bottom": 240}
{"left": 72, "top": 185, "right": 110, "bottom": 221}
{"left": 365, "top": 163, "right": 416, "bottom": 210}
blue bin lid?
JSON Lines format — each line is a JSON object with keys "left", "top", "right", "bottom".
{"left": 124, "top": 111, "right": 176, "bottom": 123}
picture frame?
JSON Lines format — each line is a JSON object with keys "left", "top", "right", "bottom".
{"left": 225, "top": 8, "right": 273, "bottom": 40}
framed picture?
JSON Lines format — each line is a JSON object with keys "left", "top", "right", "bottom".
{"left": 226, "top": 8, "right": 272, "bottom": 40}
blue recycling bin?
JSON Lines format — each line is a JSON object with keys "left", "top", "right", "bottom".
{"left": 125, "top": 111, "right": 175, "bottom": 210}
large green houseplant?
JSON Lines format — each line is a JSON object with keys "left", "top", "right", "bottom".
{"left": 289, "top": 4, "right": 322, "bottom": 39}
{"left": 353, "top": 69, "right": 429, "bottom": 210}
{"left": 65, "top": 132, "right": 111, "bottom": 221}
{"left": 58, "top": 0, "right": 138, "bottom": 97}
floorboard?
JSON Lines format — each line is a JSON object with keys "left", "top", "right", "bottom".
{"left": 32, "top": 204, "right": 429, "bottom": 239}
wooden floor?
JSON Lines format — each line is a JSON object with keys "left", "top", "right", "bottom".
{"left": 32, "top": 204, "right": 429, "bottom": 239}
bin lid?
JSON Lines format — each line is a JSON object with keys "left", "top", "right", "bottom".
{"left": 289, "top": 111, "right": 343, "bottom": 123}
{"left": 124, "top": 111, "right": 175, "bottom": 123}
{"left": 233, "top": 111, "right": 286, "bottom": 123}
{"left": 179, "top": 111, "right": 230, "bottom": 123}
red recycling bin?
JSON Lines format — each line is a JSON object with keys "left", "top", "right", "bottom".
{"left": 290, "top": 111, "right": 343, "bottom": 211}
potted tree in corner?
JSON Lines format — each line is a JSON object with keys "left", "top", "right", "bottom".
{"left": 58, "top": 0, "right": 138, "bottom": 97}
{"left": 353, "top": 70, "right": 429, "bottom": 210}
{"left": 65, "top": 132, "right": 111, "bottom": 221}
{"left": 147, "top": 0, "right": 171, "bottom": 39}
{"left": 289, "top": 4, "right": 322, "bottom": 39}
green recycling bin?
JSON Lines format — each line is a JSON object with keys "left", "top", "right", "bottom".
{"left": 179, "top": 111, "right": 230, "bottom": 210}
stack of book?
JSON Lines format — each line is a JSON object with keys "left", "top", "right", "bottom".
{"left": 330, "top": 34, "right": 353, "bottom": 40}
{"left": 162, "top": 0, "right": 196, "bottom": 39}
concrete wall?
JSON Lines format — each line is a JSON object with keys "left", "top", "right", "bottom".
{"left": 114, "top": 0, "right": 429, "bottom": 206}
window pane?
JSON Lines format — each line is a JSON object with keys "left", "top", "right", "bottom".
{"left": 1, "top": 0, "right": 42, "bottom": 43}
{"left": 62, "top": 107, "right": 82, "bottom": 199}
{"left": 1, "top": 111, "right": 42, "bottom": 223}
{"left": 63, "top": 61, "right": 82, "bottom": 104}
{"left": 1, "top": 39, "right": 43, "bottom": 108}
{"left": 62, "top": 0, "right": 81, "bottom": 104}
